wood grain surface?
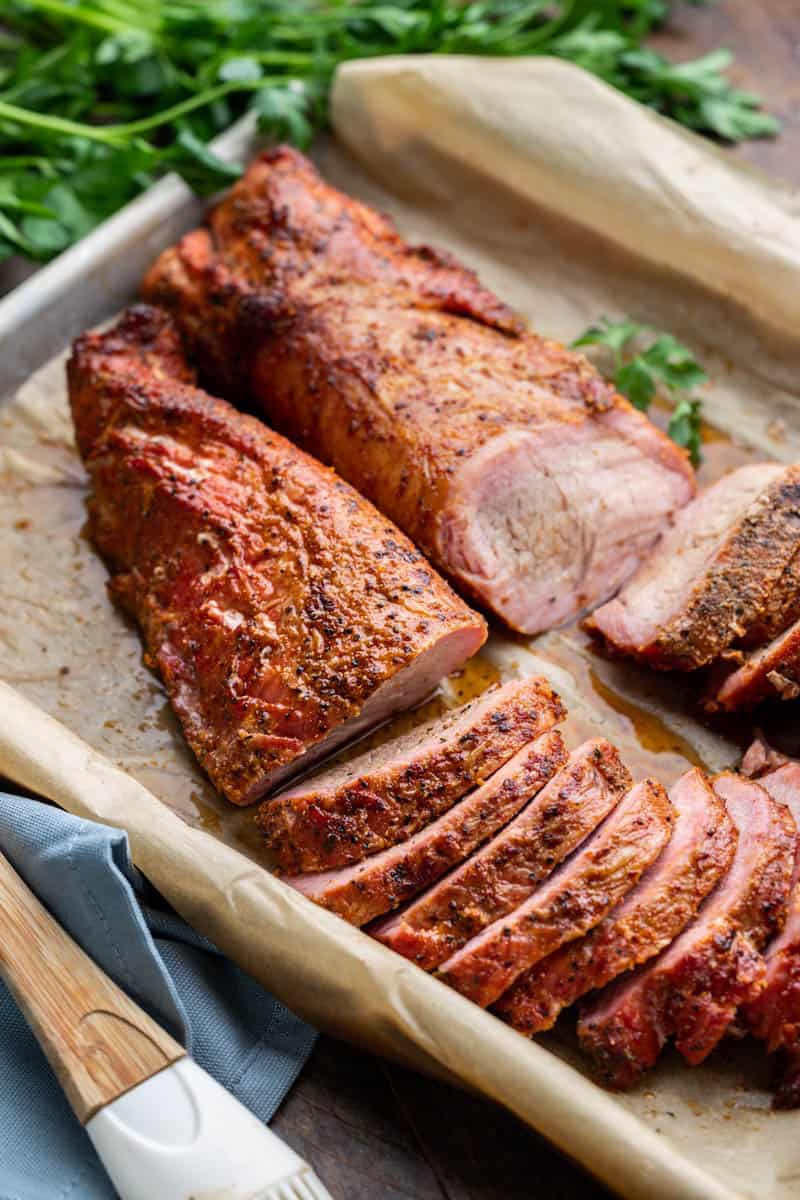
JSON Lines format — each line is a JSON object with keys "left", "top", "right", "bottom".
{"left": 273, "top": 5, "right": 800, "bottom": 1197}
{"left": 0, "top": 849, "right": 185, "bottom": 1125}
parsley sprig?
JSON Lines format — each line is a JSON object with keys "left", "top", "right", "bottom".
{"left": 0, "top": 0, "right": 779, "bottom": 265}
{"left": 573, "top": 317, "right": 707, "bottom": 466}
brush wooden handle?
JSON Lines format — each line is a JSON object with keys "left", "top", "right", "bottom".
{"left": 0, "top": 847, "right": 185, "bottom": 1124}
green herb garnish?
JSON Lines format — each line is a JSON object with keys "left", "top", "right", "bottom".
{"left": 573, "top": 317, "right": 707, "bottom": 465}
{"left": 0, "top": 1, "right": 778, "bottom": 266}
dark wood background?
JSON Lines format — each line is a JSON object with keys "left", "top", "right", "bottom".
{"left": 271, "top": 5, "right": 800, "bottom": 1197}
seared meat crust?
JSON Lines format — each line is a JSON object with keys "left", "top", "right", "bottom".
{"left": 286, "top": 729, "right": 567, "bottom": 926}
{"left": 68, "top": 306, "right": 485, "bottom": 805}
{"left": 259, "top": 678, "right": 565, "bottom": 872}
{"left": 143, "top": 146, "right": 694, "bottom": 634}
{"left": 579, "top": 773, "right": 795, "bottom": 1088}
{"left": 586, "top": 463, "right": 800, "bottom": 670}
{"left": 371, "top": 739, "right": 630, "bottom": 969}
{"left": 496, "top": 769, "right": 734, "bottom": 1035}
{"left": 436, "top": 779, "right": 673, "bottom": 1008}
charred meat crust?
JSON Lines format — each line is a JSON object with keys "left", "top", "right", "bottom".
{"left": 68, "top": 306, "right": 485, "bottom": 806}
{"left": 258, "top": 677, "right": 566, "bottom": 872}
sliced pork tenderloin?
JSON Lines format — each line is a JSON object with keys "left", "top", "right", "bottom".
{"left": 712, "top": 617, "right": 800, "bottom": 711}
{"left": 284, "top": 728, "right": 567, "bottom": 926}
{"left": 259, "top": 677, "right": 565, "bottom": 872}
{"left": 739, "top": 538, "right": 800, "bottom": 647}
{"left": 436, "top": 779, "right": 673, "bottom": 1008}
{"left": 68, "top": 306, "right": 486, "bottom": 806}
{"left": 736, "top": 765, "right": 800, "bottom": 1109}
{"left": 495, "top": 768, "right": 735, "bottom": 1035}
{"left": 579, "top": 773, "right": 795, "bottom": 1088}
{"left": 585, "top": 463, "right": 800, "bottom": 670}
{"left": 743, "top": 765, "right": 800, "bottom": 1051}
{"left": 371, "top": 739, "right": 631, "bottom": 969}
{"left": 742, "top": 733, "right": 793, "bottom": 778}
{"left": 143, "top": 146, "right": 695, "bottom": 635}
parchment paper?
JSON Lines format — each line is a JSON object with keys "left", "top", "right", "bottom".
{"left": 2, "top": 57, "right": 800, "bottom": 1200}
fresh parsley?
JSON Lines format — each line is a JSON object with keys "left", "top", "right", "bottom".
{"left": 573, "top": 317, "right": 707, "bottom": 466}
{"left": 0, "top": 1, "right": 779, "bottom": 265}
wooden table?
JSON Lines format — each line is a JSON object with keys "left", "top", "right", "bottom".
{"left": 271, "top": 5, "right": 800, "bottom": 1196}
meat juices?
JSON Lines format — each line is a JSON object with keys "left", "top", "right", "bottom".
{"left": 68, "top": 306, "right": 486, "bottom": 806}
{"left": 259, "top": 677, "right": 565, "bottom": 872}
{"left": 586, "top": 463, "right": 800, "bottom": 670}
{"left": 372, "top": 740, "right": 631, "bottom": 969}
{"left": 496, "top": 769, "right": 735, "bottom": 1036}
{"left": 142, "top": 145, "right": 694, "bottom": 635}
{"left": 285, "top": 729, "right": 568, "bottom": 926}
{"left": 579, "top": 774, "right": 795, "bottom": 1088}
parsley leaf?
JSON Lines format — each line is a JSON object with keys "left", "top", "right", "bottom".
{"left": 572, "top": 316, "right": 707, "bottom": 466}
{"left": 166, "top": 128, "right": 243, "bottom": 194}
{"left": 0, "top": 1, "right": 778, "bottom": 265}
{"left": 253, "top": 82, "right": 319, "bottom": 152}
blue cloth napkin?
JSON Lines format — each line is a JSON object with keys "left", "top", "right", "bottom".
{"left": 0, "top": 791, "right": 316, "bottom": 1200}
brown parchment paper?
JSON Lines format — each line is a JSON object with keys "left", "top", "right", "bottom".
{"left": 2, "top": 56, "right": 800, "bottom": 1200}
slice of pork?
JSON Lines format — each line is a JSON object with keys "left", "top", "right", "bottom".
{"left": 585, "top": 463, "right": 800, "bottom": 670}
{"left": 740, "top": 765, "right": 800, "bottom": 1111}
{"left": 284, "top": 729, "right": 567, "bottom": 926}
{"left": 371, "top": 739, "right": 631, "bottom": 969}
{"left": 435, "top": 779, "right": 673, "bottom": 1008}
{"left": 258, "top": 677, "right": 565, "bottom": 873}
{"left": 713, "top": 616, "right": 800, "bottom": 711}
{"left": 742, "top": 733, "right": 793, "bottom": 778}
{"left": 438, "top": 415, "right": 693, "bottom": 633}
{"left": 579, "top": 773, "right": 795, "bottom": 1088}
{"left": 495, "top": 768, "right": 735, "bottom": 1035}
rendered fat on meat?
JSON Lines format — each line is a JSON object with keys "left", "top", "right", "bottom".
{"left": 371, "top": 738, "right": 632, "bottom": 969}
{"left": 67, "top": 306, "right": 486, "bottom": 806}
{"left": 585, "top": 463, "right": 800, "bottom": 670}
{"left": 495, "top": 768, "right": 735, "bottom": 1036}
{"left": 579, "top": 773, "right": 795, "bottom": 1089}
{"left": 142, "top": 146, "right": 695, "bottom": 636}
{"left": 284, "top": 728, "right": 568, "bottom": 926}
{"left": 435, "top": 779, "right": 673, "bottom": 1008}
{"left": 258, "top": 676, "right": 565, "bottom": 872}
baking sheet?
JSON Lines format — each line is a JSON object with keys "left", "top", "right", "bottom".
{"left": 2, "top": 55, "right": 800, "bottom": 1199}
